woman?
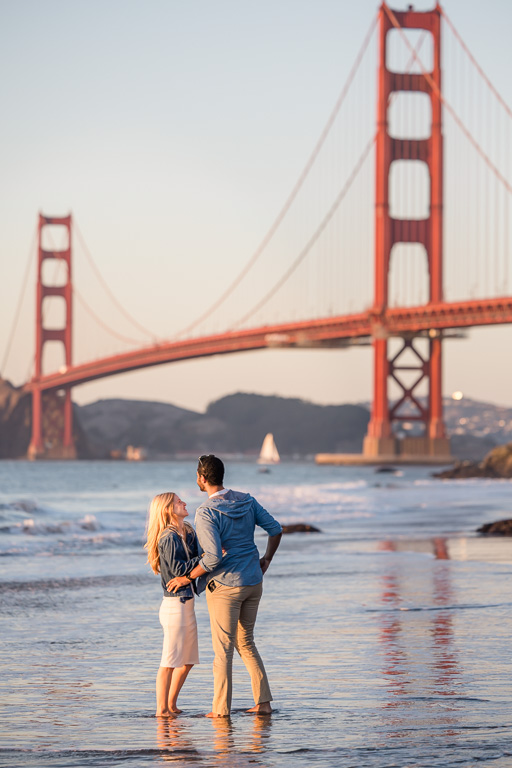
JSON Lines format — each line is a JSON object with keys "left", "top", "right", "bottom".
{"left": 145, "top": 492, "right": 202, "bottom": 716}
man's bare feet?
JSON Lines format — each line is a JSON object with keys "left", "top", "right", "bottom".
{"left": 206, "top": 711, "right": 229, "bottom": 718}
{"left": 246, "top": 702, "right": 272, "bottom": 715}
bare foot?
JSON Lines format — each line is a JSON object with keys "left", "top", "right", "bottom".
{"left": 155, "top": 709, "right": 171, "bottom": 717}
{"left": 169, "top": 707, "right": 182, "bottom": 714}
{"left": 246, "top": 702, "right": 272, "bottom": 715}
{"left": 206, "top": 711, "right": 229, "bottom": 718}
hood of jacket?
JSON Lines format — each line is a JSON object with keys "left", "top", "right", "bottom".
{"left": 198, "top": 489, "right": 254, "bottom": 519}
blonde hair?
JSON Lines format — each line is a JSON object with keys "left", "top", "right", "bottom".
{"left": 144, "top": 492, "right": 193, "bottom": 574}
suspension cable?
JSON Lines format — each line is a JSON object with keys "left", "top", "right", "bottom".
{"left": 173, "top": 11, "right": 379, "bottom": 339}
{"left": 73, "top": 219, "right": 158, "bottom": 341}
{"left": 1, "top": 225, "right": 38, "bottom": 377}
{"left": 232, "top": 29, "right": 429, "bottom": 327}
{"left": 440, "top": 6, "right": 512, "bottom": 122}
{"left": 72, "top": 286, "right": 144, "bottom": 346}
{"left": 231, "top": 133, "right": 376, "bottom": 328}
{"left": 384, "top": 3, "right": 512, "bottom": 197}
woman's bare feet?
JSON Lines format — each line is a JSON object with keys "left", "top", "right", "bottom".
{"left": 246, "top": 702, "right": 272, "bottom": 714}
{"left": 155, "top": 709, "right": 171, "bottom": 717}
{"left": 169, "top": 707, "right": 182, "bottom": 714}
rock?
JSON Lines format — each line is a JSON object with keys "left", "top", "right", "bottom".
{"left": 281, "top": 523, "right": 321, "bottom": 534}
{"left": 0, "top": 377, "right": 95, "bottom": 459}
{"left": 433, "top": 460, "right": 498, "bottom": 479}
{"left": 477, "top": 519, "right": 512, "bottom": 536}
{"left": 481, "top": 443, "right": 512, "bottom": 477}
{"left": 433, "top": 444, "right": 512, "bottom": 479}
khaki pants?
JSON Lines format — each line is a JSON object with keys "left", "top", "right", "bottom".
{"left": 206, "top": 581, "right": 272, "bottom": 715}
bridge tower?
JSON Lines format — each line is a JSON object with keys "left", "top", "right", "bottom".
{"left": 363, "top": 3, "right": 451, "bottom": 460}
{"left": 28, "top": 214, "right": 76, "bottom": 460}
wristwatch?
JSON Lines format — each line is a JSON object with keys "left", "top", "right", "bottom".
{"left": 184, "top": 573, "right": 193, "bottom": 581}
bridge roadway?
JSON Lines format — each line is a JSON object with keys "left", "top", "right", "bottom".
{"left": 24, "top": 297, "right": 512, "bottom": 392}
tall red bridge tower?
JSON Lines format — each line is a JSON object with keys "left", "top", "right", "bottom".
{"left": 28, "top": 214, "right": 76, "bottom": 459}
{"left": 363, "top": 4, "right": 451, "bottom": 460}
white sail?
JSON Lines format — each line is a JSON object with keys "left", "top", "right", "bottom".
{"left": 258, "top": 433, "right": 280, "bottom": 464}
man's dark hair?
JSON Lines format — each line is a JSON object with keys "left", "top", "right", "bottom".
{"left": 197, "top": 454, "right": 224, "bottom": 485}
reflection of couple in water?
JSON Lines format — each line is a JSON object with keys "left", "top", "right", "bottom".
{"left": 157, "top": 710, "right": 272, "bottom": 765}
{"left": 144, "top": 454, "right": 282, "bottom": 718}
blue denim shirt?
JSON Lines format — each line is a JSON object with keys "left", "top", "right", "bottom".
{"left": 158, "top": 525, "right": 201, "bottom": 602}
{"left": 195, "top": 489, "right": 282, "bottom": 594}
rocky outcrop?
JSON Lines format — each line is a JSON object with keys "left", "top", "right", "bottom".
{"left": 0, "top": 378, "right": 31, "bottom": 458}
{"left": 0, "top": 377, "right": 94, "bottom": 459}
{"left": 477, "top": 519, "right": 512, "bottom": 536}
{"left": 281, "top": 523, "right": 321, "bottom": 534}
{"left": 434, "top": 442, "right": 512, "bottom": 479}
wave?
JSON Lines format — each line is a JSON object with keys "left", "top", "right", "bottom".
{"left": 0, "top": 572, "right": 151, "bottom": 593}
{"left": 0, "top": 499, "right": 47, "bottom": 521}
{"left": 0, "top": 513, "right": 103, "bottom": 536}
{"left": 20, "top": 514, "right": 101, "bottom": 535}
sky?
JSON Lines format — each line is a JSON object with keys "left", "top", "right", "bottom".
{"left": 1, "top": 0, "right": 512, "bottom": 414}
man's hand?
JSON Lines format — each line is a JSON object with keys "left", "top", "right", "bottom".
{"left": 260, "top": 556, "right": 272, "bottom": 575}
{"left": 166, "top": 576, "right": 190, "bottom": 593}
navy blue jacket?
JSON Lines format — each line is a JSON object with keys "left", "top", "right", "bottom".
{"left": 158, "top": 525, "right": 201, "bottom": 601}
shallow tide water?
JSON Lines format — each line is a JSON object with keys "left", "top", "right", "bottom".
{"left": 1, "top": 460, "right": 512, "bottom": 767}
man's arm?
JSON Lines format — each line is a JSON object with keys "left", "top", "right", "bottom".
{"left": 260, "top": 532, "right": 282, "bottom": 575}
{"left": 253, "top": 499, "right": 282, "bottom": 575}
{"left": 166, "top": 509, "right": 221, "bottom": 593}
{"left": 166, "top": 559, "right": 208, "bottom": 593}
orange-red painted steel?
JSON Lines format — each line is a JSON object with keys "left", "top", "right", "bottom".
{"left": 367, "top": 3, "right": 445, "bottom": 442}
{"left": 24, "top": 297, "right": 512, "bottom": 394}
{"left": 25, "top": 6, "right": 512, "bottom": 457}
{"left": 29, "top": 214, "right": 74, "bottom": 457}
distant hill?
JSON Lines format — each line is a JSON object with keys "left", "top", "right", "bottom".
{"left": 206, "top": 393, "right": 369, "bottom": 455}
{"left": 1, "top": 375, "right": 510, "bottom": 460}
{"left": 78, "top": 398, "right": 204, "bottom": 457}
{"left": 73, "top": 392, "right": 512, "bottom": 461}
{"left": 77, "top": 392, "right": 370, "bottom": 458}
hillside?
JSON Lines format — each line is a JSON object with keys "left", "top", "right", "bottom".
{"left": 205, "top": 393, "right": 369, "bottom": 455}
{"left": 1, "top": 376, "right": 510, "bottom": 460}
{"left": 0, "top": 378, "right": 92, "bottom": 459}
{"left": 77, "top": 393, "right": 370, "bottom": 458}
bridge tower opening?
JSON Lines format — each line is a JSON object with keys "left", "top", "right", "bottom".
{"left": 363, "top": 3, "right": 451, "bottom": 461}
{"left": 28, "top": 214, "right": 76, "bottom": 460}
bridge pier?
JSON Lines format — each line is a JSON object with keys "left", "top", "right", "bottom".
{"left": 363, "top": 435, "right": 451, "bottom": 461}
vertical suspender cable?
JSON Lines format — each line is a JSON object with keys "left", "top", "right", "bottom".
{"left": 1, "top": 225, "right": 38, "bottom": 377}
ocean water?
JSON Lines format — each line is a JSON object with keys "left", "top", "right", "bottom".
{"left": 1, "top": 460, "right": 512, "bottom": 767}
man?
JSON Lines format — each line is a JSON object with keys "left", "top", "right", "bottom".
{"left": 167, "top": 454, "right": 282, "bottom": 717}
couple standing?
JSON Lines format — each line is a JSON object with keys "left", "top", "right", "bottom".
{"left": 144, "top": 454, "right": 282, "bottom": 718}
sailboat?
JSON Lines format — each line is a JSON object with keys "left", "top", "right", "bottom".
{"left": 258, "top": 433, "right": 280, "bottom": 471}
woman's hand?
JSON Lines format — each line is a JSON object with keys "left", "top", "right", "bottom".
{"left": 166, "top": 576, "right": 191, "bottom": 593}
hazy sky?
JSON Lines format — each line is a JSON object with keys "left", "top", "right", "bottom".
{"left": 1, "top": 0, "right": 512, "bottom": 413}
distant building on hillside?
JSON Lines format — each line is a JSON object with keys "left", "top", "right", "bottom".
{"left": 126, "top": 445, "right": 146, "bottom": 461}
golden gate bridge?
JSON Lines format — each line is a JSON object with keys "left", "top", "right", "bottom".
{"left": 4, "top": 3, "right": 512, "bottom": 460}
